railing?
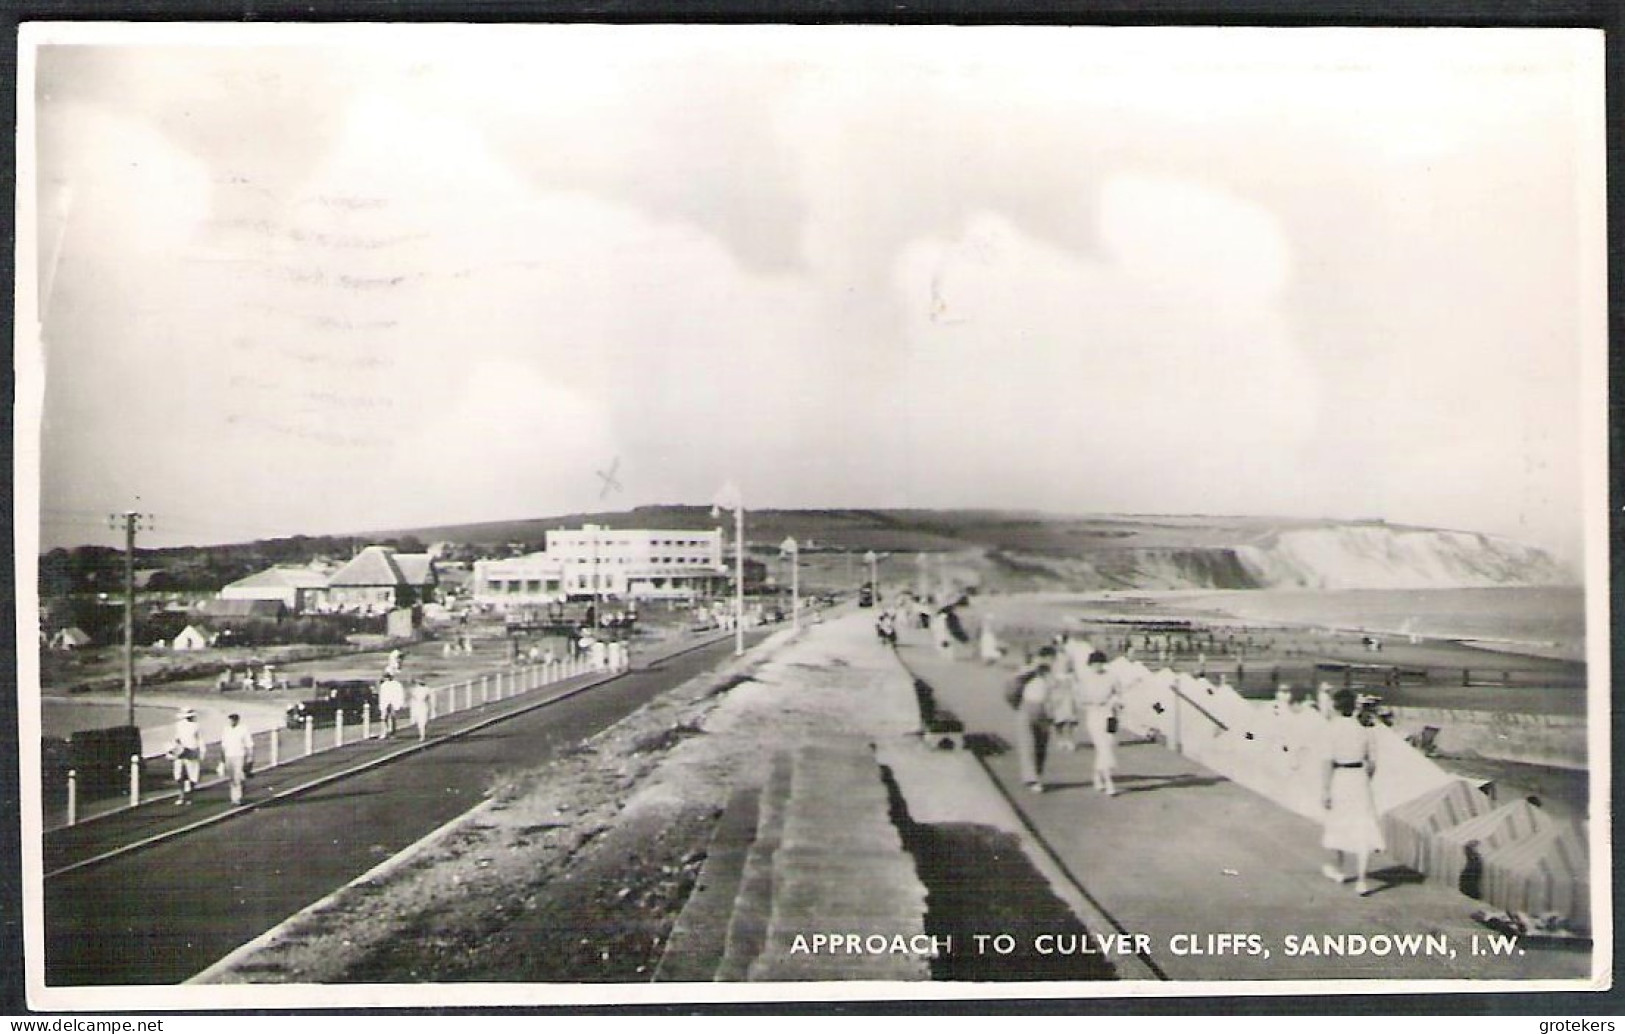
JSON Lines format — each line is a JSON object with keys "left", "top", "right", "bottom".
{"left": 47, "top": 654, "right": 627, "bottom": 830}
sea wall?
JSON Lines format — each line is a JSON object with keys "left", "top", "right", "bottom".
{"left": 1389, "top": 706, "right": 1587, "bottom": 771}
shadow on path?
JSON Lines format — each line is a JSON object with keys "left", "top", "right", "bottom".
{"left": 879, "top": 765, "right": 1116, "bottom": 982}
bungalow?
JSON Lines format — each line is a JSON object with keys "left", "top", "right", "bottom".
{"left": 172, "top": 624, "right": 216, "bottom": 651}
{"left": 325, "top": 546, "right": 437, "bottom": 614}
{"left": 199, "top": 598, "right": 287, "bottom": 623}
{"left": 219, "top": 565, "right": 331, "bottom": 613}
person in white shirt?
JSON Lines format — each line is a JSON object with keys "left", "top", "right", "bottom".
{"left": 378, "top": 675, "right": 407, "bottom": 738}
{"left": 169, "top": 709, "right": 205, "bottom": 806}
{"left": 409, "top": 680, "right": 433, "bottom": 742}
{"left": 1073, "top": 651, "right": 1124, "bottom": 796}
{"left": 219, "top": 713, "right": 255, "bottom": 805}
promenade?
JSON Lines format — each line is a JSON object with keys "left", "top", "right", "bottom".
{"left": 883, "top": 612, "right": 1595, "bottom": 985}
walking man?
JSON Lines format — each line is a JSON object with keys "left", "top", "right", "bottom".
{"left": 378, "top": 672, "right": 407, "bottom": 738}
{"left": 219, "top": 712, "right": 255, "bottom": 805}
{"left": 1006, "top": 648, "right": 1057, "bottom": 794}
{"left": 169, "top": 708, "right": 205, "bottom": 806}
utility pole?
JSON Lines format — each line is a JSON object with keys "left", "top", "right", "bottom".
{"left": 108, "top": 510, "right": 150, "bottom": 728}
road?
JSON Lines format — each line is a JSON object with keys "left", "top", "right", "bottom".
{"left": 42, "top": 632, "right": 764, "bottom": 986}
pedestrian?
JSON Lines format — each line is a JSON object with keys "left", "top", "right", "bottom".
{"left": 168, "top": 708, "right": 205, "bottom": 806}
{"left": 1320, "top": 688, "right": 1385, "bottom": 895}
{"left": 978, "top": 619, "right": 1003, "bottom": 665}
{"left": 1005, "top": 647, "right": 1057, "bottom": 794}
{"left": 378, "top": 672, "right": 406, "bottom": 738}
{"left": 409, "top": 679, "right": 432, "bottom": 742}
{"left": 1074, "top": 650, "right": 1124, "bottom": 795}
{"left": 219, "top": 712, "right": 255, "bottom": 805}
{"left": 1047, "top": 638, "right": 1080, "bottom": 751}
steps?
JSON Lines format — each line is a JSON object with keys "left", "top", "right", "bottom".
{"left": 656, "top": 738, "right": 931, "bottom": 982}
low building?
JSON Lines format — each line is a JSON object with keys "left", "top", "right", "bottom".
{"left": 472, "top": 553, "right": 567, "bottom": 609}
{"left": 219, "top": 566, "right": 331, "bottom": 613}
{"left": 199, "top": 598, "right": 287, "bottom": 623}
{"left": 324, "top": 546, "right": 438, "bottom": 614}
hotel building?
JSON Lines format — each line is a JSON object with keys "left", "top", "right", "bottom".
{"left": 473, "top": 525, "right": 727, "bottom": 607}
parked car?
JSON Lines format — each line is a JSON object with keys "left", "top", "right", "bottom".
{"left": 285, "top": 680, "right": 379, "bottom": 730}
{"left": 858, "top": 583, "right": 874, "bottom": 608}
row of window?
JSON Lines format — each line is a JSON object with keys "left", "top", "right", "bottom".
{"left": 554, "top": 537, "right": 714, "bottom": 550}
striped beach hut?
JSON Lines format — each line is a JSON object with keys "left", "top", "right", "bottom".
{"left": 1381, "top": 779, "right": 1496, "bottom": 873}
{"left": 1423, "top": 797, "right": 1551, "bottom": 891}
{"left": 1481, "top": 821, "right": 1590, "bottom": 929}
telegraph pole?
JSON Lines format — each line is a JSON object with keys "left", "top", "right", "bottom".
{"left": 108, "top": 510, "right": 149, "bottom": 728}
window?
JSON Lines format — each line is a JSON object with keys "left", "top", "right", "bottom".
{"left": 526, "top": 580, "right": 542, "bottom": 594}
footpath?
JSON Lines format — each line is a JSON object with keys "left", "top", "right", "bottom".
{"left": 656, "top": 608, "right": 1597, "bottom": 988}
{"left": 886, "top": 620, "right": 1595, "bottom": 985}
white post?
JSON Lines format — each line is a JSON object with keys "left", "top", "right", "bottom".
{"left": 335, "top": 707, "right": 345, "bottom": 748}
{"left": 67, "top": 770, "right": 78, "bottom": 826}
{"left": 304, "top": 716, "right": 314, "bottom": 757}
{"left": 129, "top": 755, "right": 141, "bottom": 808}
{"left": 363, "top": 702, "right": 372, "bottom": 741}
{"left": 481, "top": 675, "right": 489, "bottom": 705}
{"left": 270, "top": 726, "right": 280, "bottom": 769}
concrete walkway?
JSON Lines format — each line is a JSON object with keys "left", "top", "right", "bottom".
{"left": 889, "top": 627, "right": 1595, "bottom": 985}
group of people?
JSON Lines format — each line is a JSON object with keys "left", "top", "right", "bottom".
{"left": 377, "top": 671, "right": 434, "bottom": 742}
{"left": 997, "top": 630, "right": 1386, "bottom": 895}
{"left": 169, "top": 707, "right": 255, "bottom": 806}
{"left": 1003, "top": 634, "right": 1124, "bottom": 796}
{"left": 215, "top": 665, "right": 283, "bottom": 693}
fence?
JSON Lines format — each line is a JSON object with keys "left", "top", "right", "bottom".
{"left": 46, "top": 653, "right": 626, "bottom": 830}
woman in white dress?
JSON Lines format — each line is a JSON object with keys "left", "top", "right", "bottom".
{"left": 1320, "top": 688, "right": 1385, "bottom": 895}
{"left": 1073, "top": 651, "right": 1123, "bottom": 795}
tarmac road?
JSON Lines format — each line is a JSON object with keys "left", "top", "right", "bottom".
{"left": 42, "top": 631, "right": 766, "bottom": 987}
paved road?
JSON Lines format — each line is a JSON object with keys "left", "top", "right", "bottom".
{"left": 43, "top": 632, "right": 765, "bottom": 986}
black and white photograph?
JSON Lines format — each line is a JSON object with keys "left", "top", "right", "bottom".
{"left": 13, "top": 20, "right": 1611, "bottom": 1009}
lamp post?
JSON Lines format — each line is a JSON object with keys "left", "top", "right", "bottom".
{"left": 781, "top": 537, "right": 799, "bottom": 631}
{"left": 713, "top": 482, "right": 745, "bottom": 656}
{"left": 864, "top": 550, "right": 878, "bottom": 602}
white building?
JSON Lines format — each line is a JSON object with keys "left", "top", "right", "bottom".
{"left": 472, "top": 553, "right": 567, "bottom": 608}
{"left": 219, "top": 565, "right": 331, "bottom": 613}
{"left": 473, "top": 525, "right": 726, "bottom": 607}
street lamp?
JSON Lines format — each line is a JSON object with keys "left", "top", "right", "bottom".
{"left": 864, "top": 550, "right": 878, "bottom": 602}
{"left": 780, "top": 537, "right": 799, "bottom": 631}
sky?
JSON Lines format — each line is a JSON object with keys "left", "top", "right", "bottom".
{"left": 18, "top": 24, "right": 1606, "bottom": 564}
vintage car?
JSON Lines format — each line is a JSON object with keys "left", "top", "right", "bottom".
{"left": 284, "top": 680, "right": 380, "bottom": 730}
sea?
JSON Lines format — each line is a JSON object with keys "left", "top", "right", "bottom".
{"left": 1100, "top": 586, "right": 1589, "bottom": 662}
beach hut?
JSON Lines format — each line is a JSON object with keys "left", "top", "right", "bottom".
{"left": 1381, "top": 779, "right": 1497, "bottom": 873}
{"left": 1480, "top": 821, "right": 1590, "bottom": 929}
{"left": 1423, "top": 797, "right": 1551, "bottom": 891}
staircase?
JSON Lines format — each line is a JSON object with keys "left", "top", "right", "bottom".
{"left": 656, "top": 737, "right": 932, "bottom": 982}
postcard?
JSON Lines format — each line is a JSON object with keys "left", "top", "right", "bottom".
{"left": 14, "top": 20, "right": 1611, "bottom": 1011}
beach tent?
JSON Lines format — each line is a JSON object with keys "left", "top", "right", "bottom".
{"left": 172, "top": 624, "right": 215, "bottom": 651}
{"left": 1423, "top": 797, "right": 1551, "bottom": 891}
{"left": 49, "top": 627, "right": 92, "bottom": 650}
{"left": 1381, "top": 779, "right": 1497, "bottom": 873}
{"left": 1369, "top": 724, "right": 1460, "bottom": 814}
{"left": 1480, "top": 821, "right": 1590, "bottom": 928}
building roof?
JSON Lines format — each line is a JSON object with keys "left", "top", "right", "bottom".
{"left": 224, "top": 566, "right": 332, "bottom": 591}
{"left": 393, "top": 553, "right": 437, "bottom": 586}
{"left": 327, "top": 546, "right": 407, "bottom": 587}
